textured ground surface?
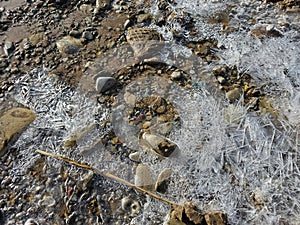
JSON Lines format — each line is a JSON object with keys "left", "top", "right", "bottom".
{"left": 0, "top": 0, "right": 300, "bottom": 224}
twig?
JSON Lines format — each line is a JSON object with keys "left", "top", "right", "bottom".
{"left": 36, "top": 149, "right": 179, "bottom": 207}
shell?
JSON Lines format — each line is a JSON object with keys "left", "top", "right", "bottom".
{"left": 126, "top": 28, "right": 163, "bottom": 58}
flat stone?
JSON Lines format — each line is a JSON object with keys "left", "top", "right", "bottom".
{"left": 95, "top": 77, "right": 117, "bottom": 93}
{"left": 155, "top": 168, "right": 172, "bottom": 193}
{"left": 134, "top": 164, "right": 155, "bottom": 190}
{"left": 0, "top": 107, "right": 36, "bottom": 156}
{"left": 56, "top": 36, "right": 82, "bottom": 54}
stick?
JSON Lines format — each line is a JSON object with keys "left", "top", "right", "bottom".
{"left": 36, "top": 149, "right": 178, "bottom": 207}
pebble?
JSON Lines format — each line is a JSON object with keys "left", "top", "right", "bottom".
{"left": 129, "top": 152, "right": 140, "bottom": 162}
{"left": 0, "top": 108, "right": 36, "bottom": 156}
{"left": 56, "top": 36, "right": 82, "bottom": 54}
{"left": 136, "top": 13, "right": 152, "bottom": 23}
{"left": 29, "top": 33, "right": 43, "bottom": 46}
{"left": 69, "top": 30, "right": 81, "bottom": 38}
{"left": 4, "top": 42, "right": 15, "bottom": 57}
{"left": 95, "top": 77, "right": 117, "bottom": 93}
{"left": 217, "top": 76, "right": 226, "bottom": 84}
{"left": 124, "top": 92, "right": 136, "bottom": 106}
{"left": 82, "top": 31, "right": 94, "bottom": 40}
{"left": 95, "top": 0, "right": 111, "bottom": 11}
{"left": 142, "top": 121, "right": 151, "bottom": 129}
{"left": 155, "top": 168, "right": 172, "bottom": 193}
{"left": 124, "top": 19, "right": 131, "bottom": 29}
{"left": 226, "top": 87, "right": 243, "bottom": 102}
{"left": 170, "top": 71, "right": 183, "bottom": 80}
{"left": 134, "top": 164, "right": 155, "bottom": 190}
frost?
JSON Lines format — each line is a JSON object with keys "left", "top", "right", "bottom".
{"left": 13, "top": 68, "right": 98, "bottom": 170}
{"left": 11, "top": 1, "right": 300, "bottom": 224}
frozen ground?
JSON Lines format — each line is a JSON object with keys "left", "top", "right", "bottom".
{"left": 12, "top": 0, "right": 300, "bottom": 224}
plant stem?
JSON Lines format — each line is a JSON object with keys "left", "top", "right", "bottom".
{"left": 36, "top": 149, "right": 178, "bottom": 207}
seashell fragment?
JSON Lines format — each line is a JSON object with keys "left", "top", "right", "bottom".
{"left": 140, "top": 132, "right": 177, "bottom": 157}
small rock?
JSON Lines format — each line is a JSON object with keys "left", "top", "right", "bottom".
{"left": 69, "top": 30, "right": 81, "bottom": 38}
{"left": 155, "top": 168, "right": 172, "bottom": 193}
{"left": 171, "top": 71, "right": 183, "bottom": 80}
{"left": 121, "top": 197, "right": 141, "bottom": 216}
{"left": 134, "top": 164, "right": 155, "bottom": 190}
{"left": 140, "top": 132, "right": 177, "bottom": 157}
{"left": 107, "top": 40, "right": 115, "bottom": 49}
{"left": 82, "top": 31, "right": 94, "bottom": 40}
{"left": 111, "top": 136, "right": 118, "bottom": 144}
{"left": 4, "top": 42, "right": 15, "bottom": 57}
{"left": 142, "top": 121, "right": 151, "bottom": 129}
{"left": 29, "top": 33, "right": 43, "bottom": 46}
{"left": 150, "top": 96, "right": 168, "bottom": 114}
{"left": 129, "top": 152, "right": 140, "bottom": 162}
{"left": 56, "top": 36, "right": 82, "bottom": 54}
{"left": 204, "top": 212, "right": 228, "bottom": 225}
{"left": 124, "top": 19, "right": 131, "bottom": 29}
{"left": 217, "top": 76, "right": 226, "bottom": 84}
{"left": 226, "top": 87, "right": 243, "bottom": 102}
{"left": 0, "top": 108, "right": 36, "bottom": 156}
{"left": 124, "top": 92, "right": 136, "bottom": 106}
{"left": 95, "top": 0, "right": 111, "bottom": 11}
{"left": 137, "top": 13, "right": 152, "bottom": 23}
{"left": 95, "top": 77, "right": 117, "bottom": 93}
